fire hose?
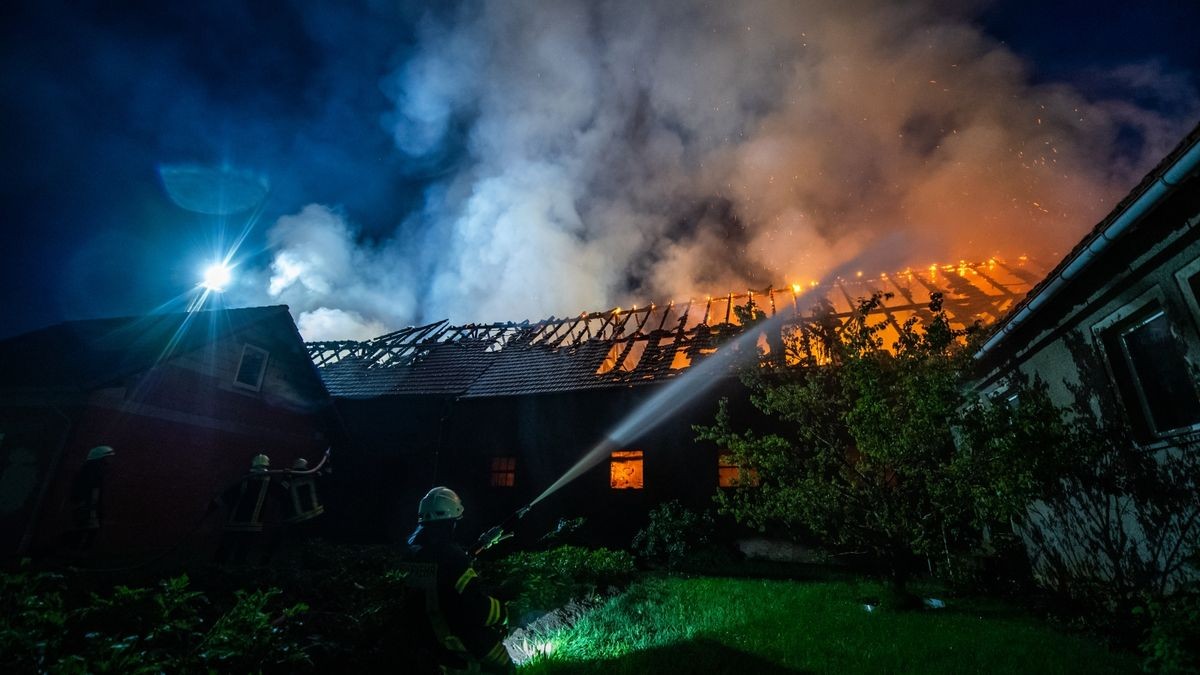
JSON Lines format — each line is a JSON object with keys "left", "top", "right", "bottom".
{"left": 471, "top": 504, "right": 532, "bottom": 557}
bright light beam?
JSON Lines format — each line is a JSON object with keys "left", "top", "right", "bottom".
{"left": 201, "top": 262, "right": 233, "bottom": 292}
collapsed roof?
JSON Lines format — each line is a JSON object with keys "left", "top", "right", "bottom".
{"left": 308, "top": 257, "right": 1041, "bottom": 399}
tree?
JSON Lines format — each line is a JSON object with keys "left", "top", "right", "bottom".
{"left": 698, "top": 293, "right": 1061, "bottom": 597}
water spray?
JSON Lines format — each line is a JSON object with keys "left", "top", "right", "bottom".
{"left": 475, "top": 272, "right": 839, "bottom": 551}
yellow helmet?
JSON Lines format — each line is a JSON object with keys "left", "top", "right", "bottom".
{"left": 251, "top": 454, "right": 270, "bottom": 471}
{"left": 418, "top": 486, "right": 464, "bottom": 522}
{"left": 86, "top": 445, "right": 115, "bottom": 461}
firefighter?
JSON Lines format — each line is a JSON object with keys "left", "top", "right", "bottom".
{"left": 264, "top": 457, "right": 326, "bottom": 561}
{"left": 212, "top": 453, "right": 272, "bottom": 564}
{"left": 68, "top": 445, "right": 114, "bottom": 550}
{"left": 405, "top": 487, "right": 513, "bottom": 673}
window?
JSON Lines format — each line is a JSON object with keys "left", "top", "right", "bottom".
{"left": 718, "top": 452, "right": 760, "bottom": 487}
{"left": 1102, "top": 307, "right": 1200, "bottom": 438}
{"left": 609, "top": 450, "right": 644, "bottom": 489}
{"left": 490, "top": 457, "right": 516, "bottom": 487}
{"left": 1173, "top": 257, "right": 1200, "bottom": 331}
{"left": 234, "top": 344, "right": 270, "bottom": 391}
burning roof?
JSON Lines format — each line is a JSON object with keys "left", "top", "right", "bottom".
{"left": 308, "top": 257, "right": 1042, "bottom": 399}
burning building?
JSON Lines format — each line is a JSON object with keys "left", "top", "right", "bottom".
{"left": 309, "top": 262, "right": 1038, "bottom": 543}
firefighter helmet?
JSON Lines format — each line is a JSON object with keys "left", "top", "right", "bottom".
{"left": 86, "top": 445, "right": 115, "bottom": 461}
{"left": 418, "top": 486, "right": 464, "bottom": 522}
{"left": 251, "top": 454, "right": 270, "bottom": 471}
{"left": 292, "top": 458, "right": 309, "bottom": 470}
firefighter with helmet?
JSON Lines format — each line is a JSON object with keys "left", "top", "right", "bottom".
{"left": 405, "top": 487, "right": 512, "bottom": 673}
{"left": 264, "top": 457, "right": 327, "bottom": 561}
{"left": 69, "top": 445, "right": 115, "bottom": 550}
{"left": 212, "top": 453, "right": 272, "bottom": 564}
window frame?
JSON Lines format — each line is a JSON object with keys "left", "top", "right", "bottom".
{"left": 609, "top": 449, "right": 644, "bottom": 490}
{"left": 489, "top": 456, "right": 516, "bottom": 488}
{"left": 1091, "top": 288, "right": 1200, "bottom": 441}
{"left": 233, "top": 344, "right": 270, "bottom": 392}
{"left": 1173, "top": 256, "right": 1200, "bottom": 334}
{"left": 717, "top": 451, "right": 760, "bottom": 488}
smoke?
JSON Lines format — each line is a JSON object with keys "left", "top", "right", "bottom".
{"left": 263, "top": 0, "right": 1196, "bottom": 338}
{"left": 263, "top": 204, "right": 415, "bottom": 340}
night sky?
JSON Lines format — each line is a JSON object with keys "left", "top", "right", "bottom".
{"left": 1, "top": 0, "right": 1198, "bottom": 341}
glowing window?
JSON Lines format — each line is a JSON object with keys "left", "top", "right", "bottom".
{"left": 609, "top": 450, "right": 644, "bottom": 489}
{"left": 490, "top": 457, "right": 516, "bottom": 487}
{"left": 718, "top": 452, "right": 760, "bottom": 487}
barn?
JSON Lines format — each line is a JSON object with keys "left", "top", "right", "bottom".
{"left": 309, "top": 265, "right": 1037, "bottom": 545}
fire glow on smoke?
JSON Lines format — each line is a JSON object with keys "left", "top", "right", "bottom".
{"left": 243, "top": 0, "right": 1195, "bottom": 341}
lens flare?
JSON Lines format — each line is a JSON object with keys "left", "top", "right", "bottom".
{"left": 201, "top": 262, "right": 232, "bottom": 292}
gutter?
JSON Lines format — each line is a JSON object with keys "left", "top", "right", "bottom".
{"left": 975, "top": 135, "right": 1200, "bottom": 360}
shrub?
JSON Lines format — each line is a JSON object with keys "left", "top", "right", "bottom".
{"left": 0, "top": 566, "right": 310, "bottom": 673}
{"left": 0, "top": 565, "right": 70, "bottom": 672}
{"left": 489, "top": 545, "right": 637, "bottom": 618}
{"left": 632, "top": 500, "right": 715, "bottom": 569}
{"left": 1139, "top": 591, "right": 1200, "bottom": 674}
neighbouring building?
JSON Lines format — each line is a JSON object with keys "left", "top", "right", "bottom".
{"left": 972, "top": 121, "right": 1200, "bottom": 590}
{"left": 309, "top": 263, "right": 1037, "bottom": 545}
{"left": 0, "top": 305, "right": 333, "bottom": 560}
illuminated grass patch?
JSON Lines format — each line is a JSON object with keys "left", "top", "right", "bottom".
{"left": 518, "top": 577, "right": 1136, "bottom": 674}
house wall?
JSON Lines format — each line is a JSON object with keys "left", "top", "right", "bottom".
{"left": 21, "top": 327, "right": 331, "bottom": 561}
{"left": 973, "top": 176, "right": 1200, "bottom": 590}
{"left": 0, "top": 402, "right": 79, "bottom": 557}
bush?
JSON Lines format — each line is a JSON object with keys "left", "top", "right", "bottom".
{"left": 1139, "top": 592, "right": 1200, "bottom": 674}
{"left": 488, "top": 545, "right": 637, "bottom": 619}
{"left": 632, "top": 500, "right": 715, "bottom": 570}
{"left": 0, "top": 565, "right": 310, "bottom": 674}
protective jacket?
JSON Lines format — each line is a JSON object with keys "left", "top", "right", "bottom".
{"left": 405, "top": 521, "right": 510, "bottom": 671}
{"left": 70, "top": 459, "right": 106, "bottom": 530}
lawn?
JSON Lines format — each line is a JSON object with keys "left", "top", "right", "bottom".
{"left": 517, "top": 576, "right": 1139, "bottom": 674}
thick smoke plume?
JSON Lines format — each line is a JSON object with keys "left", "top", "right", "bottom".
{"left": 263, "top": 0, "right": 1196, "bottom": 338}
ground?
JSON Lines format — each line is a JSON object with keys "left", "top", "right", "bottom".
{"left": 517, "top": 576, "right": 1139, "bottom": 674}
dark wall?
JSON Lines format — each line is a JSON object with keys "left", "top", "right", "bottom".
{"left": 0, "top": 403, "right": 78, "bottom": 557}
{"left": 328, "top": 377, "right": 760, "bottom": 548}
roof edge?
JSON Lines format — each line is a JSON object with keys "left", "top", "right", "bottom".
{"left": 974, "top": 125, "right": 1200, "bottom": 362}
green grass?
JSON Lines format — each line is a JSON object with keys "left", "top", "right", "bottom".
{"left": 518, "top": 576, "right": 1138, "bottom": 674}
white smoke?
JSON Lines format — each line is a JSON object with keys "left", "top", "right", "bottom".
{"left": 261, "top": 204, "right": 417, "bottom": 338}
{"left": 263, "top": 0, "right": 1197, "bottom": 339}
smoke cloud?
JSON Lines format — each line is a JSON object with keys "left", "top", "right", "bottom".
{"left": 262, "top": 0, "right": 1197, "bottom": 338}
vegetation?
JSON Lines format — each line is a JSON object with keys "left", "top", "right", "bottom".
{"left": 0, "top": 565, "right": 309, "bottom": 674}
{"left": 698, "top": 293, "right": 1069, "bottom": 595}
{"left": 487, "top": 545, "right": 638, "bottom": 619}
{"left": 631, "top": 501, "right": 716, "bottom": 570}
{"left": 519, "top": 576, "right": 1138, "bottom": 674}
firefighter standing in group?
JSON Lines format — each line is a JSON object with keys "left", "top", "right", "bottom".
{"left": 212, "top": 453, "right": 273, "bottom": 564}
{"left": 68, "top": 445, "right": 115, "bottom": 551}
{"left": 264, "top": 457, "right": 327, "bottom": 561}
{"left": 405, "top": 487, "right": 513, "bottom": 673}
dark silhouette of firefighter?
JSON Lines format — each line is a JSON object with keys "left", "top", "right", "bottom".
{"left": 68, "top": 445, "right": 114, "bottom": 550}
{"left": 404, "top": 487, "right": 513, "bottom": 673}
{"left": 264, "top": 457, "right": 326, "bottom": 560}
{"left": 212, "top": 453, "right": 272, "bottom": 564}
